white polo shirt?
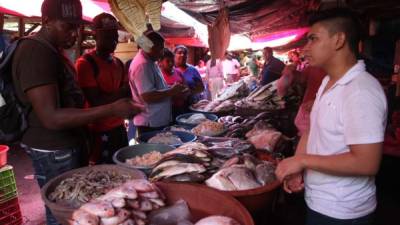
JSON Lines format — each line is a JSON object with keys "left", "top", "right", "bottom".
{"left": 305, "top": 60, "right": 387, "bottom": 219}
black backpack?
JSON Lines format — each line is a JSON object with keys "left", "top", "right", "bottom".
{"left": 0, "top": 39, "right": 29, "bottom": 143}
{"left": 0, "top": 37, "right": 57, "bottom": 143}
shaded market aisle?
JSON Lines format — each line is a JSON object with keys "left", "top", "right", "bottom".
{"left": 8, "top": 145, "right": 45, "bottom": 225}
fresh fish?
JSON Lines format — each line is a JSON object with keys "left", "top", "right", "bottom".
{"left": 136, "top": 218, "right": 146, "bottom": 225}
{"left": 119, "top": 219, "right": 135, "bottom": 225}
{"left": 100, "top": 186, "right": 137, "bottom": 200}
{"left": 111, "top": 198, "right": 125, "bottom": 208}
{"left": 139, "top": 191, "right": 159, "bottom": 199}
{"left": 126, "top": 199, "right": 140, "bottom": 209}
{"left": 122, "top": 179, "right": 154, "bottom": 192}
{"left": 149, "top": 200, "right": 191, "bottom": 225}
{"left": 178, "top": 220, "right": 195, "bottom": 225}
{"left": 207, "top": 147, "right": 238, "bottom": 159}
{"left": 150, "top": 163, "right": 206, "bottom": 180}
{"left": 195, "top": 215, "right": 241, "bottom": 225}
{"left": 225, "top": 165, "right": 261, "bottom": 190}
{"left": 131, "top": 209, "right": 147, "bottom": 220}
{"left": 163, "top": 143, "right": 208, "bottom": 157}
{"left": 164, "top": 172, "right": 206, "bottom": 183}
{"left": 149, "top": 198, "right": 165, "bottom": 207}
{"left": 242, "top": 154, "right": 259, "bottom": 171}
{"left": 205, "top": 172, "right": 237, "bottom": 191}
{"left": 72, "top": 209, "right": 99, "bottom": 225}
{"left": 100, "top": 209, "right": 130, "bottom": 225}
{"left": 255, "top": 162, "right": 276, "bottom": 185}
{"left": 139, "top": 199, "right": 153, "bottom": 211}
{"left": 221, "top": 156, "right": 240, "bottom": 168}
{"left": 80, "top": 200, "right": 115, "bottom": 218}
{"left": 152, "top": 160, "right": 182, "bottom": 172}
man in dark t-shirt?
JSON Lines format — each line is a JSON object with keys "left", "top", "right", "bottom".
{"left": 260, "top": 47, "right": 285, "bottom": 85}
{"left": 11, "top": 1, "right": 142, "bottom": 224}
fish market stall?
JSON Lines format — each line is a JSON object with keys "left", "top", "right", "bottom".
{"left": 114, "top": 78, "right": 303, "bottom": 215}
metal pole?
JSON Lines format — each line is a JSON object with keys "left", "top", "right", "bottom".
{"left": 0, "top": 13, "right": 4, "bottom": 33}
{"left": 18, "top": 17, "right": 25, "bottom": 37}
{"left": 395, "top": 40, "right": 400, "bottom": 96}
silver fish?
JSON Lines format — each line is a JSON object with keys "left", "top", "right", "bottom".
{"left": 151, "top": 163, "right": 206, "bottom": 181}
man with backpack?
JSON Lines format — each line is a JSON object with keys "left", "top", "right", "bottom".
{"left": 76, "top": 13, "right": 130, "bottom": 164}
{"left": 8, "top": 1, "right": 142, "bottom": 224}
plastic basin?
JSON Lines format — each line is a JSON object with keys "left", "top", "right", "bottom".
{"left": 41, "top": 165, "right": 146, "bottom": 225}
{"left": 224, "top": 180, "right": 281, "bottom": 213}
{"left": 137, "top": 131, "right": 196, "bottom": 147}
{"left": 113, "top": 143, "right": 175, "bottom": 175}
{"left": 156, "top": 182, "right": 254, "bottom": 225}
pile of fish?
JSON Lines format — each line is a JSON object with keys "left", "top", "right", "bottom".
{"left": 235, "top": 81, "right": 286, "bottom": 111}
{"left": 218, "top": 112, "right": 273, "bottom": 138}
{"left": 191, "top": 99, "right": 235, "bottom": 114}
{"left": 49, "top": 170, "right": 132, "bottom": 207}
{"left": 195, "top": 216, "right": 241, "bottom": 225}
{"left": 206, "top": 154, "right": 276, "bottom": 191}
{"left": 191, "top": 81, "right": 248, "bottom": 114}
{"left": 245, "top": 121, "right": 282, "bottom": 151}
{"left": 72, "top": 179, "right": 166, "bottom": 225}
{"left": 149, "top": 142, "right": 214, "bottom": 182}
{"left": 216, "top": 80, "right": 249, "bottom": 101}
{"left": 148, "top": 199, "right": 242, "bottom": 225}
{"left": 198, "top": 136, "right": 254, "bottom": 160}
{"left": 148, "top": 138, "right": 256, "bottom": 183}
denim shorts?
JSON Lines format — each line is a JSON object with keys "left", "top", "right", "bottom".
{"left": 306, "top": 206, "right": 375, "bottom": 225}
{"left": 23, "top": 145, "right": 81, "bottom": 225}
{"left": 24, "top": 146, "right": 81, "bottom": 187}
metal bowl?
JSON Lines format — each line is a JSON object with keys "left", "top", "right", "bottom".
{"left": 113, "top": 143, "right": 175, "bottom": 174}
{"left": 137, "top": 131, "right": 197, "bottom": 147}
{"left": 176, "top": 113, "right": 218, "bottom": 128}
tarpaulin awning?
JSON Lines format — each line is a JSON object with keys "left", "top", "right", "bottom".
{"left": 169, "top": 0, "right": 319, "bottom": 41}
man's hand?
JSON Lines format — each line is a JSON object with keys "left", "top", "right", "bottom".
{"left": 275, "top": 155, "right": 305, "bottom": 182}
{"left": 283, "top": 173, "right": 304, "bottom": 194}
{"left": 111, "top": 98, "right": 144, "bottom": 119}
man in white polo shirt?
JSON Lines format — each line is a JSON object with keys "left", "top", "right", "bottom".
{"left": 275, "top": 8, "right": 387, "bottom": 225}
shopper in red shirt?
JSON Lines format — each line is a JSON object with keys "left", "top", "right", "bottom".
{"left": 159, "top": 48, "right": 189, "bottom": 118}
{"left": 76, "top": 13, "right": 131, "bottom": 164}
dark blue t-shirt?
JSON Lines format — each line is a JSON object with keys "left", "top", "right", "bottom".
{"left": 260, "top": 57, "right": 285, "bottom": 85}
{"left": 178, "top": 64, "right": 204, "bottom": 103}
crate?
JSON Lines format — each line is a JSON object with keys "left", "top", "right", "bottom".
{"left": 0, "top": 166, "right": 18, "bottom": 203}
{"left": 0, "top": 197, "right": 22, "bottom": 225}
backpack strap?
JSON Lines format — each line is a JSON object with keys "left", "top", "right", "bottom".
{"left": 25, "top": 36, "right": 59, "bottom": 55}
{"left": 82, "top": 53, "right": 100, "bottom": 79}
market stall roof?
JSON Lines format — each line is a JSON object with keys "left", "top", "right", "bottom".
{"left": 0, "top": 0, "right": 206, "bottom": 46}
{"left": 170, "top": 0, "right": 400, "bottom": 37}
{"left": 169, "top": 0, "right": 400, "bottom": 49}
{"left": 169, "top": 0, "right": 319, "bottom": 41}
